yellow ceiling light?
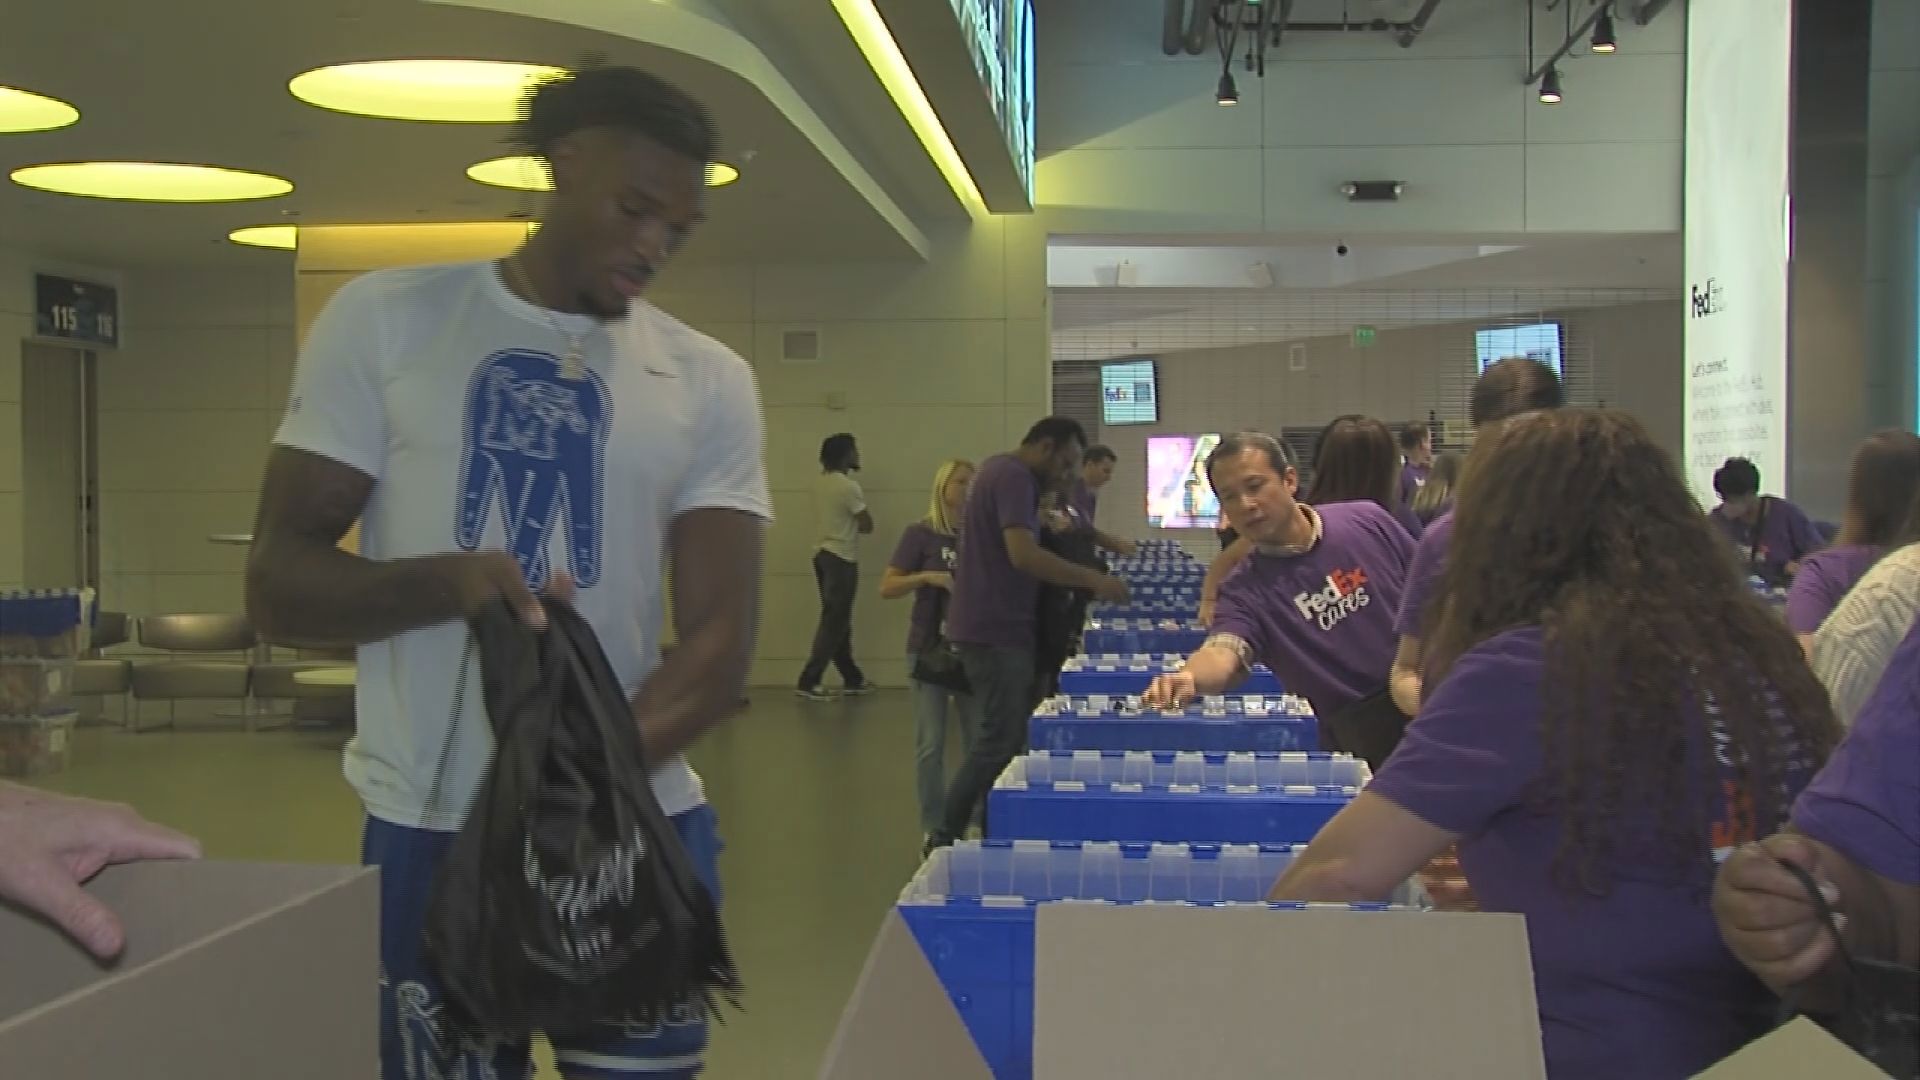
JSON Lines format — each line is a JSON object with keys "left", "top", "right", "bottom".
{"left": 829, "top": 0, "right": 983, "bottom": 216}
{"left": 288, "top": 60, "right": 565, "bottom": 123}
{"left": 11, "top": 162, "right": 292, "bottom": 202}
{"left": 229, "top": 225, "right": 298, "bottom": 250}
{"left": 0, "top": 86, "right": 79, "bottom": 133}
{"left": 466, "top": 154, "right": 740, "bottom": 191}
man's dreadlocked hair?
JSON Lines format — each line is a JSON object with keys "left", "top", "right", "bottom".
{"left": 1425, "top": 408, "right": 1840, "bottom": 895}
{"left": 513, "top": 65, "right": 717, "bottom": 166}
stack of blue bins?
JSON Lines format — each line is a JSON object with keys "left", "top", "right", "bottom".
{"left": 892, "top": 543, "right": 1383, "bottom": 1077}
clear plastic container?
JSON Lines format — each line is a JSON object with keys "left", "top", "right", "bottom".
{"left": 0, "top": 657, "right": 76, "bottom": 714}
{"left": 0, "top": 710, "right": 77, "bottom": 776}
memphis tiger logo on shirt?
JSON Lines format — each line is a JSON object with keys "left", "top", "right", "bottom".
{"left": 1292, "top": 567, "right": 1372, "bottom": 631}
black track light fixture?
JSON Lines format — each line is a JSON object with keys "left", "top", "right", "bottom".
{"left": 1216, "top": 70, "right": 1239, "bottom": 107}
{"left": 1538, "top": 65, "right": 1564, "bottom": 103}
{"left": 1591, "top": 6, "right": 1618, "bottom": 53}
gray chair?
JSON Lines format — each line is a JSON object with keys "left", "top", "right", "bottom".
{"left": 130, "top": 614, "right": 255, "bottom": 732}
{"left": 252, "top": 646, "right": 355, "bottom": 728}
{"left": 73, "top": 611, "right": 134, "bottom": 728}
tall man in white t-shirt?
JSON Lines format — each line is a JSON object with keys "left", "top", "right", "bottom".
{"left": 246, "top": 67, "right": 770, "bottom": 1080}
{"left": 797, "top": 432, "right": 874, "bottom": 699}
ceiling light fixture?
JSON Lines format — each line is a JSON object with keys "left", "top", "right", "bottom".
{"left": 229, "top": 221, "right": 541, "bottom": 251}
{"left": 288, "top": 60, "right": 565, "bottom": 123}
{"left": 1538, "top": 66, "right": 1564, "bottom": 103}
{"left": 465, "top": 154, "right": 739, "bottom": 192}
{"left": 1216, "top": 71, "right": 1240, "bottom": 106}
{"left": 828, "top": 0, "right": 984, "bottom": 216}
{"left": 11, "top": 162, "right": 292, "bottom": 202}
{"left": 1590, "top": 6, "right": 1618, "bottom": 53}
{"left": 0, "top": 86, "right": 79, "bottom": 133}
{"left": 228, "top": 225, "right": 298, "bottom": 250}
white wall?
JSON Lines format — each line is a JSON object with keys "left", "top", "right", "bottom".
{"left": 1089, "top": 298, "right": 1683, "bottom": 547}
{"left": 1868, "top": 0, "right": 1919, "bottom": 426}
{"left": 0, "top": 248, "right": 28, "bottom": 590}
{"left": 1034, "top": 0, "right": 1684, "bottom": 237}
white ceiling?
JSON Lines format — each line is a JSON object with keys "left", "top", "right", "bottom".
{"left": 0, "top": 0, "right": 953, "bottom": 269}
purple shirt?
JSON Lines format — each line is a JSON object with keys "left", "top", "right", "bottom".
{"left": 1069, "top": 479, "right": 1098, "bottom": 526}
{"left": 1389, "top": 499, "right": 1424, "bottom": 540}
{"left": 1783, "top": 543, "right": 1884, "bottom": 635}
{"left": 1394, "top": 510, "right": 1454, "bottom": 638}
{"left": 1795, "top": 619, "right": 1920, "bottom": 885}
{"left": 948, "top": 453, "right": 1041, "bottom": 649}
{"left": 889, "top": 521, "right": 959, "bottom": 654}
{"left": 1210, "top": 501, "right": 1413, "bottom": 718}
{"left": 1710, "top": 497, "right": 1824, "bottom": 582}
{"left": 1398, "top": 460, "right": 1429, "bottom": 507}
{"left": 1371, "top": 626, "right": 1820, "bottom": 1079}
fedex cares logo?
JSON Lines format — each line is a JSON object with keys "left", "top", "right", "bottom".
{"left": 1292, "top": 567, "right": 1372, "bottom": 631}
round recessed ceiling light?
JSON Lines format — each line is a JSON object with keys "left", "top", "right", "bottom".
{"left": 466, "top": 154, "right": 739, "bottom": 191}
{"left": 229, "top": 225, "right": 297, "bottom": 250}
{"left": 11, "top": 162, "right": 293, "bottom": 202}
{"left": 0, "top": 86, "right": 79, "bottom": 133}
{"left": 288, "top": 60, "right": 566, "bottom": 123}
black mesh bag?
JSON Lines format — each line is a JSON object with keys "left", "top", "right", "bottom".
{"left": 422, "top": 596, "right": 739, "bottom": 1046}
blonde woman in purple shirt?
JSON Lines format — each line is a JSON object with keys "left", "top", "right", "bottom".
{"left": 881, "top": 459, "right": 979, "bottom": 839}
{"left": 1784, "top": 429, "right": 1920, "bottom": 651}
{"left": 1269, "top": 409, "right": 1840, "bottom": 1080}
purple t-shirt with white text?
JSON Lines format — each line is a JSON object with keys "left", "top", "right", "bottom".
{"left": 889, "top": 521, "right": 959, "bottom": 655}
{"left": 1710, "top": 497, "right": 1824, "bottom": 582}
{"left": 1783, "top": 543, "right": 1883, "bottom": 634}
{"left": 1394, "top": 509, "right": 1454, "bottom": 638}
{"left": 1795, "top": 619, "right": 1920, "bottom": 885}
{"left": 1069, "top": 479, "right": 1098, "bottom": 526}
{"left": 947, "top": 453, "right": 1041, "bottom": 649}
{"left": 1210, "top": 501, "right": 1413, "bottom": 718}
{"left": 1370, "top": 626, "right": 1820, "bottom": 1079}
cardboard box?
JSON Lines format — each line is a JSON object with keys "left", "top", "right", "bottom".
{"left": 1692, "top": 1016, "right": 1892, "bottom": 1079}
{"left": 0, "top": 860, "right": 378, "bottom": 1078}
{"left": 822, "top": 903, "right": 1547, "bottom": 1079}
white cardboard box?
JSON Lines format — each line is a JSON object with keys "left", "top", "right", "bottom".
{"left": 0, "top": 860, "right": 378, "bottom": 1078}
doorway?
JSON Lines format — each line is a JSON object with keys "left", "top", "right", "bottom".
{"left": 19, "top": 342, "right": 99, "bottom": 589}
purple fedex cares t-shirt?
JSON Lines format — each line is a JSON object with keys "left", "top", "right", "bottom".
{"left": 889, "top": 521, "right": 959, "bottom": 655}
{"left": 1710, "top": 497, "right": 1824, "bottom": 582}
{"left": 1784, "top": 543, "right": 1883, "bottom": 635}
{"left": 1394, "top": 510, "right": 1454, "bottom": 638}
{"left": 1210, "top": 501, "right": 1413, "bottom": 718}
{"left": 1795, "top": 619, "right": 1920, "bottom": 885}
{"left": 948, "top": 453, "right": 1041, "bottom": 649}
{"left": 1371, "top": 627, "right": 1821, "bottom": 1080}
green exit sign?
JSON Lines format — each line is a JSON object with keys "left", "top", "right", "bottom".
{"left": 1352, "top": 325, "right": 1377, "bottom": 348}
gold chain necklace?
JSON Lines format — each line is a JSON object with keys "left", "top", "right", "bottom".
{"left": 503, "top": 255, "right": 589, "bottom": 381}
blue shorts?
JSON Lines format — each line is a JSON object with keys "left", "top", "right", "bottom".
{"left": 363, "top": 805, "right": 723, "bottom": 1080}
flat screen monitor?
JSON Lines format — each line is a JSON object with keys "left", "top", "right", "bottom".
{"left": 1146, "top": 434, "right": 1222, "bottom": 529}
{"left": 1101, "top": 358, "right": 1159, "bottom": 425}
{"left": 1475, "top": 322, "right": 1564, "bottom": 376}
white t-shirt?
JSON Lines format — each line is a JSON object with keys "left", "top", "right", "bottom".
{"left": 275, "top": 261, "right": 772, "bottom": 830}
{"left": 814, "top": 470, "right": 866, "bottom": 562}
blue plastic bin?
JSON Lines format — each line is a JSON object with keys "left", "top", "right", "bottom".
{"left": 1056, "top": 655, "right": 1283, "bottom": 695}
{"left": 898, "top": 840, "right": 1409, "bottom": 1079}
{"left": 1080, "top": 620, "right": 1207, "bottom": 655}
{"left": 987, "top": 750, "right": 1366, "bottom": 845}
{"left": 1028, "top": 695, "right": 1318, "bottom": 752}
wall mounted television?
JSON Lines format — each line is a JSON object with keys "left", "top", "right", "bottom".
{"left": 1100, "top": 358, "right": 1159, "bottom": 425}
{"left": 1475, "top": 322, "right": 1564, "bottom": 376}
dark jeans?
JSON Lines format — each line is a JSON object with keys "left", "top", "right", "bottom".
{"left": 933, "top": 644, "right": 1036, "bottom": 842}
{"left": 799, "top": 550, "right": 865, "bottom": 689}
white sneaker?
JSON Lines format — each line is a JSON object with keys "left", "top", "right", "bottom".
{"left": 795, "top": 686, "right": 838, "bottom": 702}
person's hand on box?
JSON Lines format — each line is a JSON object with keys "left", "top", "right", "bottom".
{"left": 0, "top": 782, "right": 200, "bottom": 959}
{"left": 1143, "top": 670, "right": 1197, "bottom": 710}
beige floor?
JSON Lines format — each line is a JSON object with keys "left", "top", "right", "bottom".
{"left": 32, "top": 689, "right": 937, "bottom": 1078}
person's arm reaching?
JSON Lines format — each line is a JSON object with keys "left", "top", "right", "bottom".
{"left": 1200, "top": 535, "right": 1253, "bottom": 625}
{"left": 1092, "top": 528, "right": 1138, "bottom": 557}
{"left": 880, "top": 566, "right": 948, "bottom": 599}
{"left": 1389, "top": 634, "right": 1424, "bottom": 716}
{"left": 632, "top": 508, "right": 765, "bottom": 762}
{"left": 1267, "top": 791, "right": 1459, "bottom": 902}
{"left": 1142, "top": 640, "right": 1247, "bottom": 706}
{"left": 1005, "top": 528, "right": 1129, "bottom": 602}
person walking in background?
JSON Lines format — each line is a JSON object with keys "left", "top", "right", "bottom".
{"left": 1397, "top": 421, "right": 1434, "bottom": 508}
{"left": 1410, "top": 452, "right": 1461, "bottom": 526}
{"left": 926, "top": 418, "right": 1130, "bottom": 852}
{"left": 798, "top": 433, "right": 873, "bottom": 700}
{"left": 881, "top": 459, "right": 980, "bottom": 839}
{"left": 1784, "top": 429, "right": 1920, "bottom": 651}
{"left": 1269, "top": 409, "right": 1839, "bottom": 1080}
{"left": 1071, "top": 444, "right": 1139, "bottom": 556}
{"left": 1709, "top": 456, "right": 1824, "bottom": 588}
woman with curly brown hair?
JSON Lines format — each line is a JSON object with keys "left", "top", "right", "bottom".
{"left": 1268, "top": 408, "right": 1841, "bottom": 1079}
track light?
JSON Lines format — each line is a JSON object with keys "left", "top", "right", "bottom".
{"left": 1216, "top": 71, "right": 1239, "bottom": 106}
{"left": 1590, "top": 7, "right": 1617, "bottom": 53}
{"left": 1538, "top": 66, "right": 1563, "bottom": 103}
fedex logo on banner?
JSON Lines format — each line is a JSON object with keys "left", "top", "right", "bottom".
{"left": 1293, "top": 567, "right": 1372, "bottom": 631}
